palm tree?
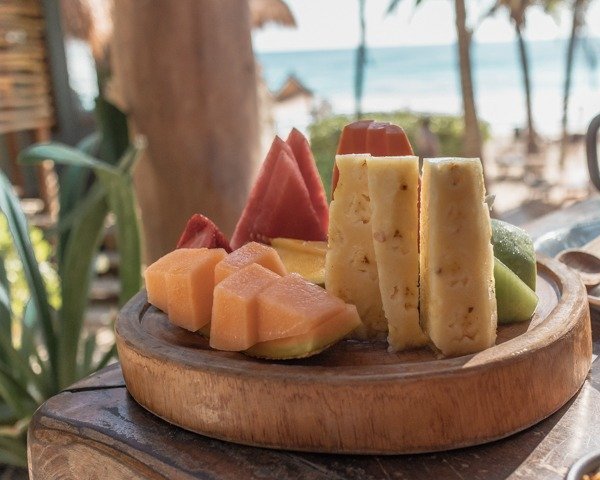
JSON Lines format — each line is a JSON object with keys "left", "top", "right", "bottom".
{"left": 355, "top": 0, "right": 368, "bottom": 118}
{"left": 454, "top": 0, "right": 483, "bottom": 159}
{"left": 559, "top": 0, "right": 589, "bottom": 168}
{"left": 387, "top": 0, "right": 483, "bottom": 160}
{"left": 486, "top": 0, "right": 538, "bottom": 153}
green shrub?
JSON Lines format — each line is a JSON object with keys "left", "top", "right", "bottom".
{"left": 309, "top": 112, "right": 490, "bottom": 200}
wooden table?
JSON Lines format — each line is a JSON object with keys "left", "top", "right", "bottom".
{"left": 28, "top": 198, "right": 600, "bottom": 479}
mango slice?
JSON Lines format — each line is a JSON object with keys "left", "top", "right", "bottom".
{"left": 271, "top": 238, "right": 326, "bottom": 285}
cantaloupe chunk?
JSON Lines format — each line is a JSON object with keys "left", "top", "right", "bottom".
{"left": 166, "top": 248, "right": 227, "bottom": 331}
{"left": 210, "top": 264, "right": 280, "bottom": 351}
{"left": 246, "top": 304, "right": 362, "bottom": 359}
{"left": 214, "top": 242, "right": 286, "bottom": 284}
{"left": 144, "top": 248, "right": 208, "bottom": 313}
{"left": 256, "top": 273, "right": 346, "bottom": 341}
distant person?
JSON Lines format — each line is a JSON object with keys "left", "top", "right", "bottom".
{"left": 417, "top": 117, "right": 440, "bottom": 159}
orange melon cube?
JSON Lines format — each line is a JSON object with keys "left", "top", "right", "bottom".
{"left": 166, "top": 248, "right": 227, "bottom": 331}
{"left": 210, "top": 264, "right": 280, "bottom": 351}
{"left": 144, "top": 248, "right": 208, "bottom": 312}
{"left": 214, "top": 242, "right": 286, "bottom": 284}
{"left": 256, "top": 273, "right": 346, "bottom": 341}
{"left": 246, "top": 304, "right": 362, "bottom": 359}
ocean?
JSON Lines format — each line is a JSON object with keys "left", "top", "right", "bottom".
{"left": 257, "top": 38, "right": 600, "bottom": 137}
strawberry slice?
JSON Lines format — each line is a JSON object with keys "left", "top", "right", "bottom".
{"left": 176, "top": 214, "right": 232, "bottom": 252}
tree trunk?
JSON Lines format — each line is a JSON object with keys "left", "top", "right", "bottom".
{"left": 111, "top": 0, "right": 260, "bottom": 263}
{"left": 559, "top": 0, "right": 585, "bottom": 169}
{"left": 454, "top": 0, "right": 483, "bottom": 161}
{"left": 355, "top": 0, "right": 367, "bottom": 119}
{"left": 515, "top": 22, "right": 538, "bottom": 154}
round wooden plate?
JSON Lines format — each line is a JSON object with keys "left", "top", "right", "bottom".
{"left": 116, "top": 255, "right": 592, "bottom": 454}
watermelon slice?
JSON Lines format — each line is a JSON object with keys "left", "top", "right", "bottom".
{"left": 176, "top": 214, "right": 232, "bottom": 252}
{"left": 331, "top": 120, "right": 414, "bottom": 196}
{"left": 252, "top": 150, "right": 324, "bottom": 243}
{"left": 286, "top": 128, "right": 329, "bottom": 233}
{"left": 231, "top": 134, "right": 328, "bottom": 249}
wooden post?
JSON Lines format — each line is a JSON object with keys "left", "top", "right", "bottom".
{"left": 111, "top": 0, "right": 261, "bottom": 263}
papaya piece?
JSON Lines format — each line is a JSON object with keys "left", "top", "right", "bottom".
{"left": 245, "top": 304, "right": 362, "bottom": 359}
{"left": 214, "top": 242, "right": 287, "bottom": 285}
{"left": 256, "top": 273, "right": 346, "bottom": 341}
{"left": 144, "top": 248, "right": 208, "bottom": 313}
{"left": 210, "top": 264, "right": 280, "bottom": 351}
{"left": 166, "top": 248, "right": 227, "bottom": 331}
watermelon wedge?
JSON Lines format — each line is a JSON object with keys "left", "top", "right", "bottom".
{"left": 176, "top": 214, "right": 232, "bottom": 252}
{"left": 231, "top": 133, "right": 328, "bottom": 249}
{"left": 331, "top": 120, "right": 414, "bottom": 195}
{"left": 286, "top": 128, "right": 329, "bottom": 233}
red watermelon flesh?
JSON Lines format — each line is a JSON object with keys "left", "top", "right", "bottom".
{"left": 331, "top": 120, "right": 414, "bottom": 196}
{"left": 252, "top": 150, "right": 325, "bottom": 243}
{"left": 230, "top": 137, "right": 293, "bottom": 249}
{"left": 176, "top": 214, "right": 232, "bottom": 252}
{"left": 285, "top": 128, "right": 329, "bottom": 233}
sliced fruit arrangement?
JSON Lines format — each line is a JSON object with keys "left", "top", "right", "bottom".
{"left": 145, "top": 243, "right": 363, "bottom": 359}
{"left": 142, "top": 121, "right": 539, "bottom": 361}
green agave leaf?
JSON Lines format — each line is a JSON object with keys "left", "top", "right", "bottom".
{"left": 0, "top": 434, "right": 27, "bottom": 467}
{"left": 0, "top": 403, "right": 17, "bottom": 426}
{"left": 80, "top": 332, "right": 97, "bottom": 379}
{"left": 0, "top": 362, "right": 37, "bottom": 418}
{"left": 96, "top": 144, "right": 143, "bottom": 306}
{"left": 0, "top": 273, "right": 11, "bottom": 368}
{"left": 93, "top": 343, "right": 116, "bottom": 372}
{"left": 77, "top": 131, "right": 102, "bottom": 157}
{"left": 0, "top": 323, "right": 44, "bottom": 403}
{"left": 58, "top": 186, "right": 109, "bottom": 388}
{"left": 95, "top": 95, "right": 129, "bottom": 165}
{"left": 21, "top": 300, "right": 53, "bottom": 398}
{"left": 103, "top": 175, "right": 141, "bottom": 305}
{"left": 0, "top": 255, "right": 11, "bottom": 334}
{"left": 18, "top": 143, "right": 120, "bottom": 177}
{"left": 0, "top": 173, "right": 57, "bottom": 387}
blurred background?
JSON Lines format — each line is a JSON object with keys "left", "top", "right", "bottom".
{"left": 0, "top": 0, "right": 599, "bottom": 474}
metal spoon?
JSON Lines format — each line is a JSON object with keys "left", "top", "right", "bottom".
{"left": 557, "top": 235, "right": 600, "bottom": 288}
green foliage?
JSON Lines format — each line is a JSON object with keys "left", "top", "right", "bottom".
{"left": 0, "top": 100, "right": 143, "bottom": 466}
{"left": 309, "top": 112, "right": 490, "bottom": 200}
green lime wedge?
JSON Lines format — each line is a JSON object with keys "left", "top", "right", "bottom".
{"left": 491, "top": 219, "right": 536, "bottom": 291}
{"left": 494, "top": 257, "right": 538, "bottom": 323}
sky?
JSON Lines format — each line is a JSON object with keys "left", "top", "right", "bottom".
{"left": 252, "top": 0, "right": 600, "bottom": 52}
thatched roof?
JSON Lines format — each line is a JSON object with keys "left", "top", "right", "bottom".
{"left": 274, "top": 74, "right": 312, "bottom": 103}
{"left": 61, "top": 0, "right": 296, "bottom": 41}
{"left": 250, "top": 0, "right": 296, "bottom": 29}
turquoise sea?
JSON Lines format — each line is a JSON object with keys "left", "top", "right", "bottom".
{"left": 257, "top": 38, "right": 600, "bottom": 136}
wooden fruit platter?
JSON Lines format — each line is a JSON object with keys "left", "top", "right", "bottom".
{"left": 116, "top": 255, "right": 591, "bottom": 454}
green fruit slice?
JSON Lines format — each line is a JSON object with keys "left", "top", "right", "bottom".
{"left": 494, "top": 257, "right": 538, "bottom": 324}
{"left": 491, "top": 219, "right": 536, "bottom": 291}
